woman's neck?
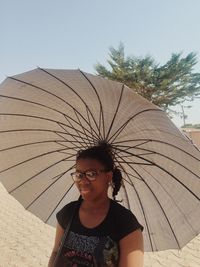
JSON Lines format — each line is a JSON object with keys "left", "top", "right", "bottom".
{"left": 81, "top": 197, "right": 111, "bottom": 213}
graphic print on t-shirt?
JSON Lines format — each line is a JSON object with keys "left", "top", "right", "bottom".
{"left": 59, "top": 231, "right": 119, "bottom": 267}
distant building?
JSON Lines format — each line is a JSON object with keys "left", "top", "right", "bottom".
{"left": 181, "top": 128, "right": 200, "bottom": 148}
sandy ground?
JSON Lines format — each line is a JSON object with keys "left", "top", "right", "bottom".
{"left": 0, "top": 182, "right": 199, "bottom": 267}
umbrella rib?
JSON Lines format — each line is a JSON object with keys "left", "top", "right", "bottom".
{"left": 0, "top": 146, "right": 73, "bottom": 175}
{"left": 115, "top": 160, "right": 153, "bottom": 165}
{"left": 137, "top": 164, "right": 199, "bottom": 235}
{"left": 85, "top": 105, "right": 96, "bottom": 144}
{"left": 115, "top": 154, "right": 154, "bottom": 251}
{"left": 105, "top": 84, "right": 125, "bottom": 140}
{"left": 72, "top": 108, "right": 98, "bottom": 146}
{"left": 25, "top": 172, "right": 66, "bottom": 209}
{"left": 112, "top": 154, "right": 131, "bottom": 209}
{"left": 183, "top": 134, "right": 200, "bottom": 152}
{"left": 114, "top": 145, "right": 155, "bottom": 164}
{"left": 118, "top": 145, "right": 200, "bottom": 177}
{"left": 114, "top": 143, "right": 199, "bottom": 176}
{"left": 5, "top": 78, "right": 100, "bottom": 139}
{"left": 54, "top": 129, "right": 94, "bottom": 144}
{"left": 111, "top": 111, "right": 189, "bottom": 146}
{"left": 25, "top": 165, "right": 75, "bottom": 210}
{"left": 0, "top": 97, "right": 99, "bottom": 141}
{"left": 107, "top": 108, "right": 162, "bottom": 143}
{"left": 113, "top": 139, "right": 200, "bottom": 162}
{"left": 120, "top": 171, "right": 143, "bottom": 181}
{"left": 0, "top": 94, "right": 89, "bottom": 133}
{"left": 57, "top": 121, "right": 89, "bottom": 149}
{"left": 66, "top": 110, "right": 92, "bottom": 147}
{"left": 0, "top": 112, "right": 96, "bottom": 142}
{"left": 117, "top": 152, "right": 156, "bottom": 157}
{"left": 55, "top": 151, "right": 76, "bottom": 155}
{"left": 112, "top": 127, "right": 188, "bottom": 144}
{"left": 53, "top": 142, "right": 84, "bottom": 153}
{"left": 38, "top": 68, "right": 102, "bottom": 140}
{"left": 115, "top": 142, "right": 153, "bottom": 153}
{"left": 55, "top": 139, "right": 88, "bottom": 151}
{"left": 79, "top": 70, "right": 105, "bottom": 139}
{"left": 54, "top": 132, "right": 91, "bottom": 149}
{"left": 114, "top": 146, "right": 200, "bottom": 201}
{"left": 0, "top": 140, "right": 65, "bottom": 153}
{"left": 9, "top": 154, "right": 75, "bottom": 194}
{"left": 0, "top": 137, "right": 87, "bottom": 155}
{"left": 115, "top": 141, "right": 156, "bottom": 157}
{"left": 0, "top": 128, "right": 93, "bottom": 145}
{"left": 119, "top": 155, "right": 181, "bottom": 249}
{"left": 45, "top": 183, "right": 76, "bottom": 223}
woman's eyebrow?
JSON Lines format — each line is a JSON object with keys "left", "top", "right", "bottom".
{"left": 75, "top": 168, "right": 96, "bottom": 172}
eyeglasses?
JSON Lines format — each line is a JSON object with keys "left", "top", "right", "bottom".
{"left": 71, "top": 170, "right": 107, "bottom": 182}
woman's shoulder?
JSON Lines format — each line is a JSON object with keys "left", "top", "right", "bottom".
{"left": 56, "top": 201, "right": 78, "bottom": 229}
{"left": 57, "top": 201, "right": 78, "bottom": 213}
{"left": 110, "top": 199, "right": 133, "bottom": 216}
{"left": 110, "top": 199, "right": 144, "bottom": 240}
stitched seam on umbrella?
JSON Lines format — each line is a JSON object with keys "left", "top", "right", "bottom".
{"left": 0, "top": 93, "right": 96, "bottom": 139}
{"left": 79, "top": 70, "right": 106, "bottom": 140}
{"left": 45, "top": 183, "right": 75, "bottom": 223}
{"left": 115, "top": 146, "right": 200, "bottom": 201}
{"left": 0, "top": 147, "right": 72, "bottom": 174}
{"left": 113, "top": 139, "right": 200, "bottom": 162}
{"left": 0, "top": 140, "right": 64, "bottom": 153}
{"left": 0, "top": 112, "right": 96, "bottom": 143}
{"left": 7, "top": 75, "right": 101, "bottom": 140}
{"left": 7, "top": 155, "right": 74, "bottom": 193}
{"left": 135, "top": 163, "right": 199, "bottom": 235}
{"left": 116, "top": 154, "right": 154, "bottom": 251}
{"left": 57, "top": 120, "right": 90, "bottom": 149}
{"left": 105, "top": 84, "right": 125, "bottom": 140}
{"left": 25, "top": 167, "right": 74, "bottom": 210}
{"left": 85, "top": 104, "right": 96, "bottom": 144}
{"left": 116, "top": 144, "right": 200, "bottom": 178}
{"left": 55, "top": 131, "right": 91, "bottom": 150}
{"left": 38, "top": 68, "right": 103, "bottom": 140}
{"left": 118, "top": 153, "right": 181, "bottom": 250}
{"left": 107, "top": 108, "right": 162, "bottom": 143}
{"left": 70, "top": 108, "right": 95, "bottom": 147}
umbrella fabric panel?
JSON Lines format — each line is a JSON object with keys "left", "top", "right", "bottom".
{"left": 26, "top": 172, "right": 75, "bottom": 224}
{"left": 47, "top": 184, "right": 79, "bottom": 226}
{"left": 34, "top": 69, "right": 114, "bottom": 140}
{"left": 1, "top": 70, "right": 101, "bottom": 146}
{"left": 122, "top": 172, "right": 199, "bottom": 251}
{"left": 0, "top": 145, "right": 75, "bottom": 201}
{"left": 81, "top": 74, "right": 153, "bottom": 141}
{"left": 0, "top": 130, "right": 60, "bottom": 151}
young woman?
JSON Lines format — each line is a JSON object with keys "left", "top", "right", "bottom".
{"left": 48, "top": 145, "right": 144, "bottom": 267}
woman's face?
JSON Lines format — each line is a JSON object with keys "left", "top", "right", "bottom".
{"left": 75, "top": 158, "right": 112, "bottom": 201}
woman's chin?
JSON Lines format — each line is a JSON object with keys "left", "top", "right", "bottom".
{"left": 80, "top": 190, "right": 92, "bottom": 199}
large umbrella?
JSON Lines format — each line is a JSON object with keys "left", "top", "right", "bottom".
{"left": 0, "top": 68, "right": 199, "bottom": 252}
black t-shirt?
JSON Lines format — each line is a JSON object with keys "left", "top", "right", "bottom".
{"left": 56, "top": 199, "right": 143, "bottom": 267}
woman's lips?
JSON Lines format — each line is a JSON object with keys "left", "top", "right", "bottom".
{"left": 79, "top": 188, "right": 91, "bottom": 194}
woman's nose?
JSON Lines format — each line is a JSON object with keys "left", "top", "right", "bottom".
{"left": 79, "top": 175, "right": 90, "bottom": 184}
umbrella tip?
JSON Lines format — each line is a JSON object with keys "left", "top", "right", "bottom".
{"left": 96, "top": 140, "right": 110, "bottom": 147}
{"left": 95, "top": 140, "right": 113, "bottom": 153}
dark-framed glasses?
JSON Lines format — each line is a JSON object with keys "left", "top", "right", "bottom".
{"left": 71, "top": 170, "right": 107, "bottom": 182}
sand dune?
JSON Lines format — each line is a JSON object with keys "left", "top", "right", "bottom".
{"left": 0, "top": 182, "right": 199, "bottom": 267}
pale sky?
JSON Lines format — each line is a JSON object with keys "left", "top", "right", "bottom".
{"left": 1, "top": 0, "right": 200, "bottom": 127}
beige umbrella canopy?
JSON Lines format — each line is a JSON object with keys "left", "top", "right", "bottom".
{"left": 0, "top": 68, "right": 199, "bottom": 252}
